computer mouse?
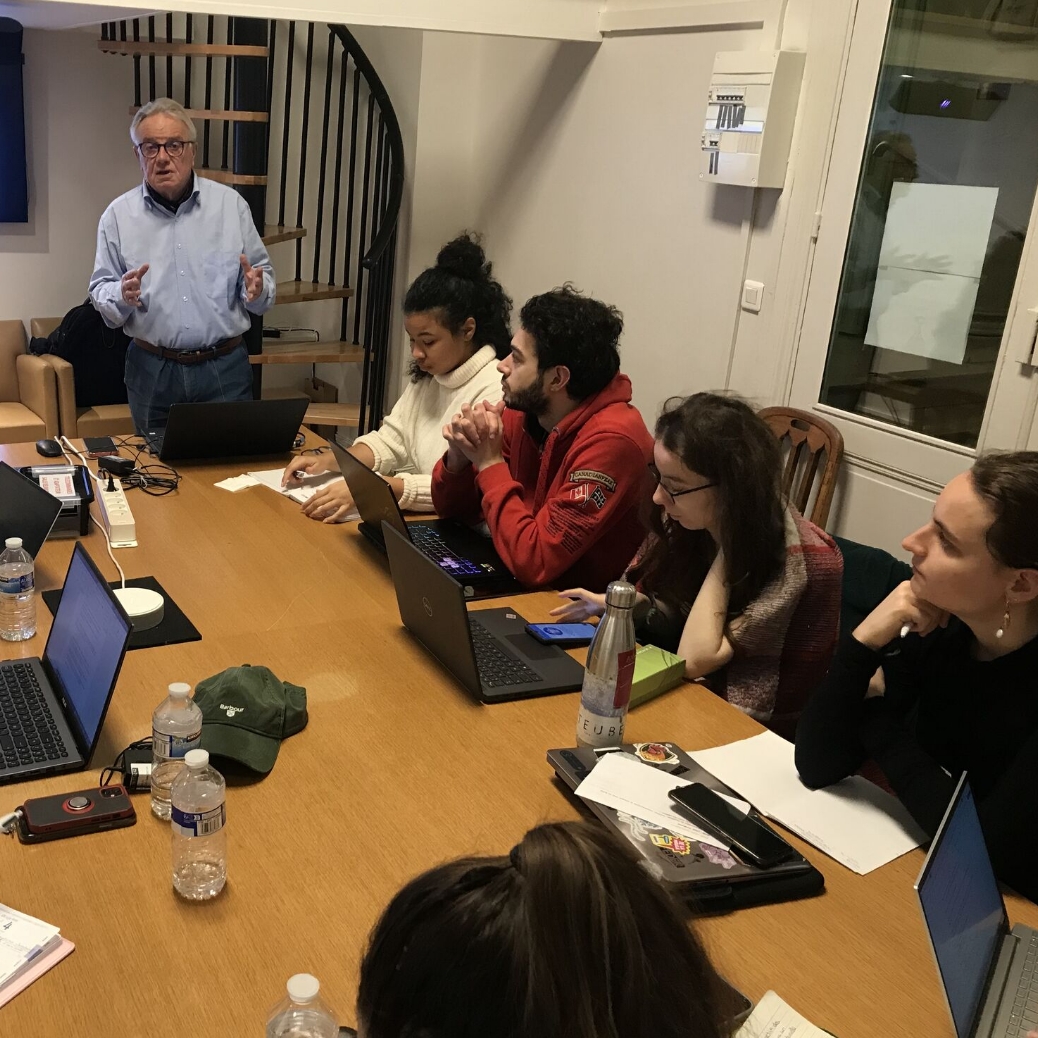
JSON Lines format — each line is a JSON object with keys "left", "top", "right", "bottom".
{"left": 35, "top": 439, "right": 63, "bottom": 458}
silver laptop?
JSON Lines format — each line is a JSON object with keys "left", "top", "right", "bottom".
{"left": 915, "top": 773, "right": 1038, "bottom": 1038}
{"left": 382, "top": 521, "right": 584, "bottom": 703}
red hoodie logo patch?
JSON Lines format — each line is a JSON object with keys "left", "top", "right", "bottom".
{"left": 570, "top": 482, "right": 608, "bottom": 510}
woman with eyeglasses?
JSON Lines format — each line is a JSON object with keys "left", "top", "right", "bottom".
{"left": 552, "top": 392, "right": 842, "bottom": 735}
{"left": 796, "top": 452, "right": 1038, "bottom": 902}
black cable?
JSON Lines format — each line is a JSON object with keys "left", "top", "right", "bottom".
{"left": 101, "top": 737, "right": 153, "bottom": 788}
{"left": 110, "top": 437, "right": 181, "bottom": 495}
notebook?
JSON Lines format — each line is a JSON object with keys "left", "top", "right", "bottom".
{"left": 0, "top": 462, "right": 62, "bottom": 558}
{"left": 147, "top": 398, "right": 309, "bottom": 461}
{"left": 915, "top": 773, "right": 1038, "bottom": 1038}
{"left": 382, "top": 521, "right": 584, "bottom": 703}
{"left": 547, "top": 742, "right": 824, "bottom": 910}
{"left": 331, "top": 441, "right": 521, "bottom": 600}
{"left": 0, "top": 543, "right": 131, "bottom": 784}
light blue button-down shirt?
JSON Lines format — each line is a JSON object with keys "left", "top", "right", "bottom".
{"left": 89, "top": 175, "right": 276, "bottom": 349}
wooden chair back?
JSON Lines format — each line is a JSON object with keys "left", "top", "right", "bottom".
{"left": 758, "top": 406, "right": 844, "bottom": 529}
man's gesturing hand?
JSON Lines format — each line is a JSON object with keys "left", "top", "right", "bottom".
{"left": 240, "top": 255, "right": 264, "bottom": 303}
{"left": 121, "top": 264, "right": 150, "bottom": 307}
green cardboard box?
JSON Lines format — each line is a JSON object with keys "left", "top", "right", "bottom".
{"left": 629, "top": 644, "right": 686, "bottom": 709}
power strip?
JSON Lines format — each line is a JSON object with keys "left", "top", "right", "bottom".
{"left": 98, "top": 483, "right": 137, "bottom": 546}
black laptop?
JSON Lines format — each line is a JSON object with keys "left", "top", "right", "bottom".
{"left": 331, "top": 441, "right": 522, "bottom": 600}
{"left": 148, "top": 398, "right": 309, "bottom": 461}
{"left": 0, "top": 462, "right": 62, "bottom": 558}
{"left": 547, "top": 743, "right": 824, "bottom": 911}
{"left": 382, "top": 522, "right": 584, "bottom": 703}
{"left": 0, "top": 543, "right": 132, "bottom": 783}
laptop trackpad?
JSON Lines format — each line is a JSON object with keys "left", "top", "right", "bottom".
{"left": 506, "top": 634, "right": 561, "bottom": 661}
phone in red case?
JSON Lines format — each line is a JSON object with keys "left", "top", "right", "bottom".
{"left": 17, "top": 784, "right": 136, "bottom": 843}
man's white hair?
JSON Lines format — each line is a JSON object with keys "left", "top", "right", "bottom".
{"left": 130, "top": 97, "right": 197, "bottom": 144}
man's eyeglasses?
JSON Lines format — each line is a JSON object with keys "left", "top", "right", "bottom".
{"left": 136, "top": 140, "right": 192, "bottom": 159}
{"left": 648, "top": 463, "right": 716, "bottom": 499}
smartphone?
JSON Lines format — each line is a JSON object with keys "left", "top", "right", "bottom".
{"left": 668, "top": 783, "right": 795, "bottom": 869}
{"left": 84, "top": 435, "right": 119, "bottom": 458}
{"left": 17, "top": 784, "right": 136, "bottom": 844}
{"left": 525, "top": 622, "right": 597, "bottom": 647}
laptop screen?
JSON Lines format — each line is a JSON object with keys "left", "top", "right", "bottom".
{"left": 916, "top": 776, "right": 1007, "bottom": 1038}
{"left": 44, "top": 545, "right": 131, "bottom": 753}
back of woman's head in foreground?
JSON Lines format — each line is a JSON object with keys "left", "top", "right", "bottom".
{"left": 356, "top": 820, "right": 728, "bottom": 1038}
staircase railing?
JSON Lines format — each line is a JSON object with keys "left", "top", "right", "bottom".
{"left": 99, "top": 16, "right": 404, "bottom": 432}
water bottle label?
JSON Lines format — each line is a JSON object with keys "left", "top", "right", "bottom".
{"left": 0, "top": 573, "right": 33, "bottom": 595}
{"left": 613, "top": 648, "right": 636, "bottom": 710}
{"left": 576, "top": 704, "right": 626, "bottom": 747}
{"left": 152, "top": 729, "right": 202, "bottom": 759}
{"left": 171, "top": 803, "right": 225, "bottom": 838}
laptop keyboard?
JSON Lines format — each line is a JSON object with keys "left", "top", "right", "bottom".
{"left": 0, "top": 662, "right": 68, "bottom": 770}
{"left": 469, "top": 619, "right": 540, "bottom": 689}
{"left": 1006, "top": 932, "right": 1038, "bottom": 1036}
{"left": 410, "top": 526, "right": 486, "bottom": 578}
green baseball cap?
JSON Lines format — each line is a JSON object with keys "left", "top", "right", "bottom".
{"left": 192, "top": 665, "right": 308, "bottom": 774}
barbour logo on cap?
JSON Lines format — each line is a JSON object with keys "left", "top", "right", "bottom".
{"left": 221, "top": 704, "right": 244, "bottom": 718}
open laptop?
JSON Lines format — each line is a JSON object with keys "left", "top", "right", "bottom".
{"left": 147, "top": 397, "right": 309, "bottom": 461}
{"left": 547, "top": 742, "right": 824, "bottom": 911}
{"left": 382, "top": 521, "right": 584, "bottom": 703}
{"left": 915, "top": 773, "right": 1038, "bottom": 1038}
{"left": 331, "top": 441, "right": 521, "bottom": 599}
{"left": 0, "top": 462, "right": 62, "bottom": 558}
{"left": 0, "top": 543, "right": 132, "bottom": 784}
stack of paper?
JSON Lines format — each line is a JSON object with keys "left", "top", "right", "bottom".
{"left": 689, "top": 730, "right": 926, "bottom": 874}
{"left": 0, "top": 904, "right": 74, "bottom": 1007}
{"left": 735, "top": 991, "right": 835, "bottom": 1038}
{"left": 246, "top": 468, "right": 360, "bottom": 518}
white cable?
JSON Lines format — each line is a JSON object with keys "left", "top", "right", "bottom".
{"left": 59, "top": 436, "right": 126, "bottom": 589}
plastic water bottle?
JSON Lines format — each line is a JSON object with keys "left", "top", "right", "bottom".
{"left": 171, "top": 749, "right": 226, "bottom": 900}
{"left": 0, "top": 537, "right": 36, "bottom": 642}
{"left": 576, "top": 580, "right": 637, "bottom": 748}
{"left": 151, "top": 682, "right": 203, "bottom": 819}
{"left": 266, "top": 975, "right": 338, "bottom": 1038}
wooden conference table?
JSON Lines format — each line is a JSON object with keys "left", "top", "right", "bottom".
{"left": 1, "top": 437, "right": 1035, "bottom": 1038}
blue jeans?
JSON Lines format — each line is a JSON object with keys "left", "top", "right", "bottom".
{"left": 125, "top": 342, "right": 253, "bottom": 436}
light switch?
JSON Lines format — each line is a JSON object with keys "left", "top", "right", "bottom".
{"left": 742, "top": 279, "right": 764, "bottom": 313}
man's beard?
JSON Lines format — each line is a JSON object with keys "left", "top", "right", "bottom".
{"left": 503, "top": 380, "right": 549, "bottom": 417}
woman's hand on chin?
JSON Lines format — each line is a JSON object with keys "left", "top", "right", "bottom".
{"left": 853, "top": 580, "right": 949, "bottom": 650}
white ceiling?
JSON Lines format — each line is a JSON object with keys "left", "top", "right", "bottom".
{"left": 0, "top": 2, "right": 153, "bottom": 30}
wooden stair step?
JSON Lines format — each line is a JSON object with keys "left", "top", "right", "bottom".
{"left": 250, "top": 341, "right": 364, "bottom": 365}
{"left": 100, "top": 40, "right": 268, "bottom": 58}
{"left": 129, "top": 105, "right": 268, "bottom": 123}
{"left": 262, "top": 225, "right": 307, "bottom": 247}
{"left": 197, "top": 168, "right": 267, "bottom": 187}
{"left": 274, "top": 281, "right": 354, "bottom": 304}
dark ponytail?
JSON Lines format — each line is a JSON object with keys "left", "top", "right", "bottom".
{"left": 403, "top": 232, "right": 513, "bottom": 359}
{"left": 357, "top": 821, "right": 729, "bottom": 1038}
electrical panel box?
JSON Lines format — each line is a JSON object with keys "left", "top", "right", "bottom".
{"left": 700, "top": 50, "right": 805, "bottom": 189}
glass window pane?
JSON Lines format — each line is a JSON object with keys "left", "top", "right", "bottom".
{"left": 820, "top": 0, "right": 1038, "bottom": 448}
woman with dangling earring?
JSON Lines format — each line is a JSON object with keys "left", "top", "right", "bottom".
{"left": 796, "top": 451, "right": 1038, "bottom": 904}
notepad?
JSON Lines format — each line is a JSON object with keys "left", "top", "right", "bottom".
{"left": 247, "top": 468, "right": 359, "bottom": 516}
{"left": 734, "top": 990, "right": 835, "bottom": 1038}
{"left": 689, "top": 731, "right": 926, "bottom": 874}
{"left": 0, "top": 904, "right": 73, "bottom": 1006}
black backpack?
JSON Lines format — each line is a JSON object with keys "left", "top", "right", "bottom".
{"left": 29, "top": 301, "right": 130, "bottom": 407}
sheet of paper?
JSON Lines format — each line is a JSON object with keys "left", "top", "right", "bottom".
{"left": 0, "top": 905, "right": 61, "bottom": 985}
{"left": 0, "top": 937, "right": 74, "bottom": 1007}
{"left": 214, "top": 474, "right": 261, "bottom": 493}
{"left": 734, "top": 990, "right": 834, "bottom": 1038}
{"left": 865, "top": 182, "right": 998, "bottom": 364}
{"left": 689, "top": 731, "right": 926, "bottom": 875}
{"left": 575, "top": 752, "right": 728, "bottom": 850}
{"left": 246, "top": 468, "right": 360, "bottom": 517}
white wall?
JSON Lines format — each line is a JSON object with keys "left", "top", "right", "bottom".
{"left": 0, "top": 29, "right": 137, "bottom": 328}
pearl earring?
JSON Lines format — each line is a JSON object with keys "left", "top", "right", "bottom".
{"left": 996, "top": 596, "right": 1011, "bottom": 640}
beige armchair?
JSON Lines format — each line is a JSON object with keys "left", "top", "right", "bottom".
{"left": 30, "top": 318, "right": 135, "bottom": 438}
{"left": 0, "top": 320, "right": 59, "bottom": 444}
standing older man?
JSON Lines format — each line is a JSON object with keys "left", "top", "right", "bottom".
{"left": 89, "top": 97, "right": 275, "bottom": 436}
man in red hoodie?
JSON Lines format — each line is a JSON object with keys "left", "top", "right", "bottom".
{"left": 431, "top": 285, "right": 653, "bottom": 592}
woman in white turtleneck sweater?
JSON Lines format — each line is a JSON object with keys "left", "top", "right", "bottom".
{"left": 283, "top": 234, "right": 511, "bottom": 521}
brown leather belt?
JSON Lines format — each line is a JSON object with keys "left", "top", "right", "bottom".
{"left": 133, "top": 335, "right": 243, "bottom": 365}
